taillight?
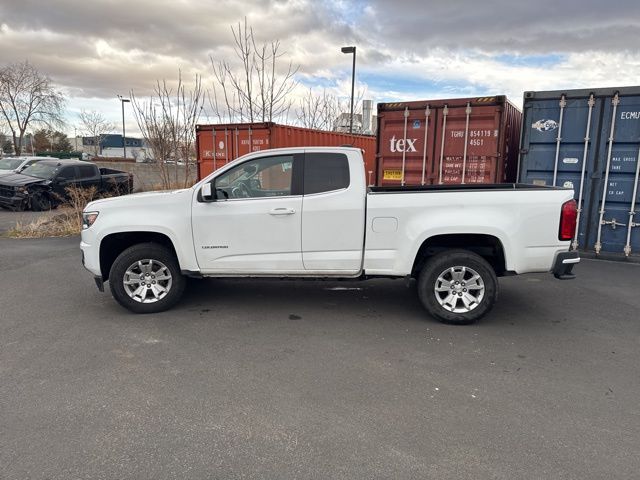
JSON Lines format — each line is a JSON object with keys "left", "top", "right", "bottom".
{"left": 559, "top": 200, "right": 578, "bottom": 241}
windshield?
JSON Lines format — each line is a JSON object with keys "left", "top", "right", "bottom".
{"left": 20, "top": 163, "right": 59, "bottom": 179}
{"left": 0, "top": 158, "right": 23, "bottom": 171}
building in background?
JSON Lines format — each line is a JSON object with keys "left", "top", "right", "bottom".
{"left": 361, "top": 100, "right": 376, "bottom": 135}
{"left": 71, "top": 136, "right": 88, "bottom": 153}
{"left": 334, "top": 99, "right": 377, "bottom": 135}
{"left": 82, "top": 134, "right": 151, "bottom": 161}
{"left": 334, "top": 112, "right": 363, "bottom": 134}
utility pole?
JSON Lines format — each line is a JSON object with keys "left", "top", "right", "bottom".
{"left": 117, "top": 95, "right": 131, "bottom": 159}
{"left": 341, "top": 46, "right": 357, "bottom": 134}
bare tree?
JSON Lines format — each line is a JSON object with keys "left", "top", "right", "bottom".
{"left": 297, "top": 88, "right": 341, "bottom": 130}
{"left": 78, "top": 110, "right": 115, "bottom": 156}
{"left": 209, "top": 18, "right": 298, "bottom": 124}
{"left": 131, "top": 71, "right": 204, "bottom": 189}
{"left": 0, "top": 61, "right": 65, "bottom": 154}
{"left": 297, "top": 87, "right": 367, "bottom": 132}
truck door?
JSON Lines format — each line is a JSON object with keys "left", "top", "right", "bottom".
{"left": 53, "top": 165, "right": 79, "bottom": 195}
{"left": 77, "top": 164, "right": 101, "bottom": 190}
{"left": 301, "top": 151, "right": 366, "bottom": 273}
{"left": 192, "top": 153, "right": 305, "bottom": 273}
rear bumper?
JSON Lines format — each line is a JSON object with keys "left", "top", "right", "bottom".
{"left": 552, "top": 251, "right": 580, "bottom": 280}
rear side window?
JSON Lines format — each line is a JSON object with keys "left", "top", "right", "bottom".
{"left": 78, "top": 165, "right": 96, "bottom": 179}
{"left": 58, "top": 167, "right": 76, "bottom": 180}
{"left": 303, "top": 153, "right": 350, "bottom": 194}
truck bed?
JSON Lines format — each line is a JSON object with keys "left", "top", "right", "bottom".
{"left": 364, "top": 184, "right": 575, "bottom": 276}
{"left": 368, "top": 183, "right": 567, "bottom": 193}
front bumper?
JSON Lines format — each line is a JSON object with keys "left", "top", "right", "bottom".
{"left": 80, "top": 228, "right": 102, "bottom": 279}
{"left": 80, "top": 247, "right": 104, "bottom": 292}
{"left": 0, "top": 194, "right": 26, "bottom": 210}
{"left": 552, "top": 250, "right": 580, "bottom": 280}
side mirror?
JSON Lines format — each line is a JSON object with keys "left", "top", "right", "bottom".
{"left": 201, "top": 182, "right": 214, "bottom": 201}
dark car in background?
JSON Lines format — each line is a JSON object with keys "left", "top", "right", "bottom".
{"left": 0, "top": 159, "right": 133, "bottom": 211}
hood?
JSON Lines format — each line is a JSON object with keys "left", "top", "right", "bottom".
{"left": 86, "top": 188, "right": 191, "bottom": 210}
{"left": 0, "top": 169, "right": 17, "bottom": 175}
{"left": 0, "top": 173, "right": 47, "bottom": 187}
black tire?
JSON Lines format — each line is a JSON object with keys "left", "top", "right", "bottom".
{"left": 417, "top": 249, "right": 498, "bottom": 325}
{"left": 109, "top": 242, "right": 186, "bottom": 314}
{"left": 30, "top": 192, "right": 52, "bottom": 211}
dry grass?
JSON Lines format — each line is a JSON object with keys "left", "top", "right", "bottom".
{"left": 6, "top": 209, "right": 80, "bottom": 238}
{"left": 6, "top": 186, "right": 97, "bottom": 238}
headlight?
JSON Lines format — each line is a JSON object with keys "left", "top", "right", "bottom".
{"left": 16, "top": 186, "right": 27, "bottom": 194}
{"left": 82, "top": 211, "right": 99, "bottom": 229}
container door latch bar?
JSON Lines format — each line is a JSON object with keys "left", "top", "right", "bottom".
{"left": 572, "top": 94, "right": 595, "bottom": 250}
{"left": 552, "top": 94, "right": 567, "bottom": 187}
{"left": 461, "top": 102, "right": 472, "bottom": 184}
{"left": 421, "top": 106, "right": 430, "bottom": 186}
{"left": 438, "top": 105, "right": 449, "bottom": 184}
{"left": 595, "top": 92, "right": 620, "bottom": 255}
{"left": 624, "top": 145, "right": 640, "bottom": 256}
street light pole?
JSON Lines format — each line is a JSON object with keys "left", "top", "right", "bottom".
{"left": 117, "top": 95, "right": 131, "bottom": 159}
{"left": 341, "top": 46, "right": 357, "bottom": 134}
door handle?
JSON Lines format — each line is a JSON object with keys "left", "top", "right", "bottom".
{"left": 269, "top": 207, "right": 296, "bottom": 215}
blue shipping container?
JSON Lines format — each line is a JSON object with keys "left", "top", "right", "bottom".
{"left": 519, "top": 86, "right": 640, "bottom": 257}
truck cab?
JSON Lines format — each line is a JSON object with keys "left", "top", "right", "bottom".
{"left": 194, "top": 149, "right": 365, "bottom": 274}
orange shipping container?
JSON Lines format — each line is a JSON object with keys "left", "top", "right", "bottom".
{"left": 376, "top": 96, "right": 522, "bottom": 186}
{"left": 196, "top": 122, "right": 377, "bottom": 183}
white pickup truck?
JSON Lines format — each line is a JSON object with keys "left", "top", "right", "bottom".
{"left": 80, "top": 147, "right": 579, "bottom": 324}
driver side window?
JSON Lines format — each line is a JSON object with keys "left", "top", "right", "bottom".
{"left": 215, "top": 155, "right": 294, "bottom": 199}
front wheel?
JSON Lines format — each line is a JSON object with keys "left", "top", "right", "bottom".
{"left": 109, "top": 243, "right": 186, "bottom": 313}
{"left": 30, "top": 192, "right": 52, "bottom": 211}
{"left": 417, "top": 250, "right": 498, "bottom": 325}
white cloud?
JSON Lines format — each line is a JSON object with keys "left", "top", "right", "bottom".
{"left": 2, "top": 0, "right": 640, "bottom": 135}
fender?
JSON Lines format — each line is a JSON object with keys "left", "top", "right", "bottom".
{"left": 397, "top": 207, "right": 515, "bottom": 274}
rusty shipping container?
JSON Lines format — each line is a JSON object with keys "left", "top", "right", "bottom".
{"left": 196, "top": 122, "right": 377, "bottom": 182}
{"left": 376, "top": 96, "right": 522, "bottom": 186}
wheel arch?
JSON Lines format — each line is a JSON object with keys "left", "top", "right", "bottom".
{"left": 29, "top": 186, "right": 57, "bottom": 210}
{"left": 99, "top": 231, "right": 179, "bottom": 281}
{"left": 411, "top": 233, "right": 508, "bottom": 277}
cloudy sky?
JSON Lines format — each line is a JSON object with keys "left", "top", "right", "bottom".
{"left": 1, "top": 0, "right": 640, "bottom": 135}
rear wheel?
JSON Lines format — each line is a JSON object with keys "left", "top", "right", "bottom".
{"left": 109, "top": 243, "right": 186, "bottom": 313}
{"left": 417, "top": 249, "right": 498, "bottom": 324}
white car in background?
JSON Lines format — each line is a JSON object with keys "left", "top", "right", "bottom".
{"left": 0, "top": 156, "right": 54, "bottom": 176}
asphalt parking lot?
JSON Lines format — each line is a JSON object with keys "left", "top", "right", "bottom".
{"left": 1, "top": 236, "right": 639, "bottom": 479}
{"left": 0, "top": 207, "right": 60, "bottom": 233}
